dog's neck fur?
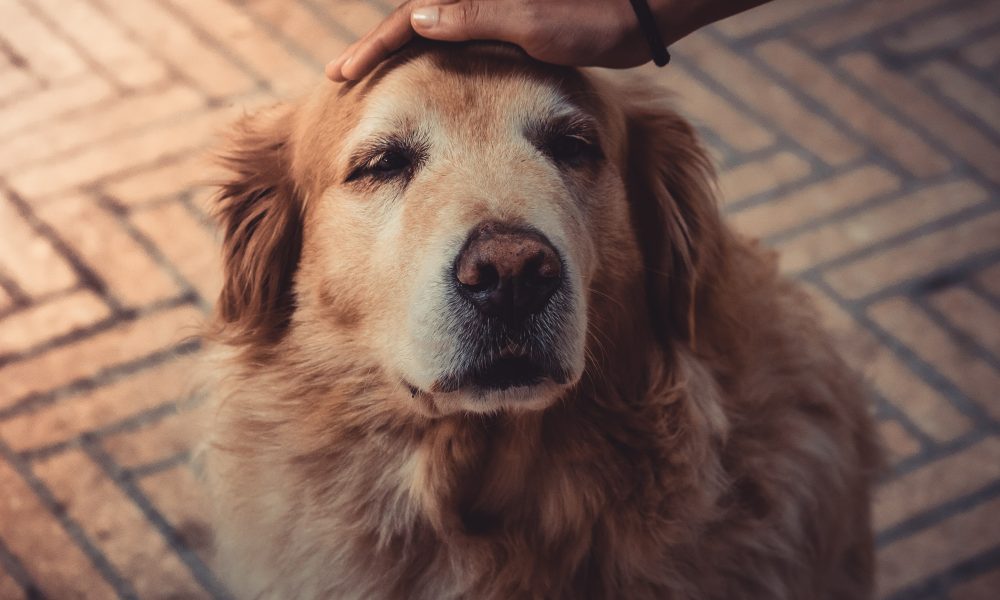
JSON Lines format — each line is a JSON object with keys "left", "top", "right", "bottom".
{"left": 214, "top": 282, "right": 730, "bottom": 597}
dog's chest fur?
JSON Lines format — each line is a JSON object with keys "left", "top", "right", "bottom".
{"left": 208, "top": 352, "right": 734, "bottom": 600}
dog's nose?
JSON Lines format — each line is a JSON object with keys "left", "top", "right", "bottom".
{"left": 455, "top": 222, "right": 562, "bottom": 322}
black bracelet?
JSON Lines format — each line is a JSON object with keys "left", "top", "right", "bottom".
{"left": 628, "top": 0, "right": 671, "bottom": 67}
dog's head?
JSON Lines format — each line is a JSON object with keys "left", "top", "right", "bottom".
{"left": 212, "top": 43, "right": 722, "bottom": 416}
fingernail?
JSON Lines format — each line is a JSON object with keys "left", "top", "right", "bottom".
{"left": 412, "top": 6, "right": 439, "bottom": 28}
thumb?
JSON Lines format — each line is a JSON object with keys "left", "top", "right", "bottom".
{"left": 410, "top": 1, "right": 517, "bottom": 42}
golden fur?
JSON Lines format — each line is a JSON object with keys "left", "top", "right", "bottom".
{"left": 203, "top": 43, "right": 879, "bottom": 599}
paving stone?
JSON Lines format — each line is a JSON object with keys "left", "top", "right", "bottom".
{"left": 757, "top": 40, "right": 951, "bottom": 177}
{"left": 777, "top": 179, "right": 988, "bottom": 274}
{"left": 950, "top": 568, "right": 1000, "bottom": 600}
{"left": 0, "top": 460, "right": 118, "bottom": 599}
{"left": 138, "top": 466, "right": 215, "bottom": 566}
{"left": 36, "top": 194, "right": 182, "bottom": 308}
{"left": 878, "top": 420, "right": 921, "bottom": 466}
{"left": 826, "top": 212, "right": 1000, "bottom": 300}
{"left": 875, "top": 437, "right": 1000, "bottom": 532}
{"left": 0, "top": 290, "right": 111, "bottom": 357}
{"left": 101, "top": 406, "right": 201, "bottom": 471}
{"left": 0, "top": 566, "right": 25, "bottom": 600}
{"left": 840, "top": 52, "right": 1000, "bottom": 185}
{"left": 877, "top": 495, "right": 1000, "bottom": 597}
{"left": 34, "top": 450, "right": 210, "bottom": 599}
{"left": 0, "top": 354, "right": 199, "bottom": 453}
{"left": 0, "top": 193, "right": 78, "bottom": 299}
{"left": 0, "top": 83, "right": 204, "bottom": 170}
{"left": 929, "top": 287, "right": 1000, "bottom": 359}
{"left": 676, "top": 32, "right": 863, "bottom": 166}
{"left": 729, "top": 165, "right": 900, "bottom": 238}
{"left": 869, "top": 298, "right": 1000, "bottom": 419}
{"left": 718, "top": 151, "right": 812, "bottom": 205}
{"left": 0, "top": 305, "right": 203, "bottom": 409}
{"left": 130, "top": 200, "right": 222, "bottom": 304}
{"left": 32, "top": 0, "right": 168, "bottom": 90}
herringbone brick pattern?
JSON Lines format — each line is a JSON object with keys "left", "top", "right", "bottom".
{"left": 0, "top": 1, "right": 997, "bottom": 598}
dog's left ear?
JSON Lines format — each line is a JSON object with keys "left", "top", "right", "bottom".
{"left": 212, "top": 106, "right": 304, "bottom": 347}
{"left": 623, "top": 86, "right": 727, "bottom": 347}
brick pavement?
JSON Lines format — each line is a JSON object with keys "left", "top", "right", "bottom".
{"left": 0, "top": 1, "right": 997, "bottom": 598}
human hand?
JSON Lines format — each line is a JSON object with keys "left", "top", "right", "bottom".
{"left": 326, "top": 0, "right": 673, "bottom": 82}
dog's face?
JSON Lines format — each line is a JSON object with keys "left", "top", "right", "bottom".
{"left": 214, "top": 44, "right": 719, "bottom": 416}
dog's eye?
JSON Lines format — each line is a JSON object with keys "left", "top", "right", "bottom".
{"left": 543, "top": 133, "right": 600, "bottom": 167}
{"left": 372, "top": 150, "right": 411, "bottom": 175}
{"left": 346, "top": 147, "right": 416, "bottom": 183}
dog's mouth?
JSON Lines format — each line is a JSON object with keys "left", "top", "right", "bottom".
{"left": 430, "top": 354, "right": 566, "bottom": 394}
{"left": 468, "top": 355, "right": 547, "bottom": 390}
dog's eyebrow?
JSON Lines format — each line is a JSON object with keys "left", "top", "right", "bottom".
{"left": 525, "top": 110, "right": 601, "bottom": 142}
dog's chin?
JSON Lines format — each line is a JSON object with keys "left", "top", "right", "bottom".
{"left": 430, "top": 378, "right": 570, "bottom": 415}
{"left": 406, "top": 356, "right": 578, "bottom": 416}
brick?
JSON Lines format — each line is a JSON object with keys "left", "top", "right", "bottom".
{"left": 0, "top": 0, "right": 87, "bottom": 80}
{"left": 0, "top": 84, "right": 204, "bottom": 170}
{"left": 89, "top": 0, "right": 254, "bottom": 99}
{"left": 36, "top": 195, "right": 181, "bottom": 307}
{"left": 869, "top": 298, "right": 1000, "bottom": 418}
{"left": 975, "top": 263, "right": 1000, "bottom": 299}
{"left": 0, "top": 567, "right": 24, "bottom": 600}
{"left": 961, "top": 31, "right": 1000, "bottom": 69}
{"left": 131, "top": 201, "right": 221, "bottom": 304}
{"left": 104, "top": 152, "right": 218, "bottom": 207}
{"left": 756, "top": 41, "right": 951, "bottom": 177}
{"left": 729, "top": 166, "right": 899, "bottom": 238}
{"left": 884, "top": 1, "right": 1000, "bottom": 54}
{"left": 718, "top": 151, "right": 811, "bottom": 205}
{"left": 777, "top": 180, "right": 988, "bottom": 273}
{"left": 139, "top": 466, "right": 214, "bottom": 565}
{"left": 32, "top": 0, "right": 168, "bottom": 90}
{"left": 878, "top": 419, "right": 921, "bottom": 466}
{"left": 676, "top": 33, "right": 862, "bottom": 166}
{"left": 8, "top": 103, "right": 248, "bottom": 198}
{"left": 242, "top": 0, "right": 350, "bottom": 66}
{"left": 0, "top": 290, "right": 111, "bottom": 357}
{"left": 0, "top": 193, "right": 77, "bottom": 298}
{"left": 0, "top": 460, "right": 117, "bottom": 599}
{"left": 101, "top": 408, "right": 198, "bottom": 471}
{"left": 825, "top": 212, "right": 1000, "bottom": 300}
{"left": 875, "top": 437, "right": 1000, "bottom": 531}
{"left": 315, "top": 0, "right": 387, "bottom": 38}
{"left": 0, "top": 305, "right": 203, "bottom": 409}
{"left": 798, "top": 0, "right": 945, "bottom": 49}
{"left": 714, "top": 0, "right": 848, "bottom": 38}
{"left": 0, "top": 75, "right": 114, "bottom": 138}
{"left": 919, "top": 61, "right": 1000, "bottom": 133}
{"left": 34, "top": 451, "right": 210, "bottom": 599}
{"left": 0, "top": 286, "right": 12, "bottom": 312}
{"left": 840, "top": 53, "right": 1000, "bottom": 185}
{"left": 929, "top": 287, "right": 1000, "bottom": 358}
{"left": 806, "top": 286, "right": 972, "bottom": 442}
{"left": 950, "top": 568, "right": 1000, "bottom": 600}
{"left": 0, "top": 66, "right": 38, "bottom": 104}
{"left": 0, "top": 355, "right": 198, "bottom": 453}
{"left": 651, "top": 63, "right": 776, "bottom": 153}
{"left": 169, "top": 0, "right": 316, "bottom": 96}
{"left": 877, "top": 495, "right": 1000, "bottom": 597}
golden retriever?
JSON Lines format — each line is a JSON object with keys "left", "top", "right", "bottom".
{"left": 202, "top": 42, "right": 879, "bottom": 599}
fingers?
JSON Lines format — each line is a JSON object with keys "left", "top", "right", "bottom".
{"left": 327, "top": 0, "right": 459, "bottom": 82}
{"left": 410, "top": 1, "right": 519, "bottom": 42}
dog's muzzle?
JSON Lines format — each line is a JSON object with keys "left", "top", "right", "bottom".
{"left": 436, "top": 221, "right": 572, "bottom": 393}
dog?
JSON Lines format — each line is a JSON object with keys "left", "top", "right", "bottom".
{"left": 202, "top": 42, "right": 879, "bottom": 599}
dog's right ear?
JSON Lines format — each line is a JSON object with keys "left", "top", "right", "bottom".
{"left": 212, "top": 107, "right": 303, "bottom": 347}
